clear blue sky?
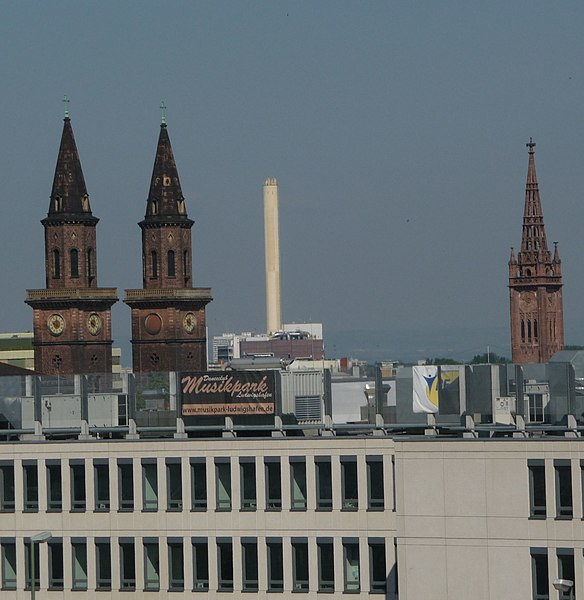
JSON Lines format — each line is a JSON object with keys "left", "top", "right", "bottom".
{"left": 1, "top": 1, "right": 583, "bottom": 363}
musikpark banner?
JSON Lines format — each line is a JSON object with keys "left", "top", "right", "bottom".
{"left": 180, "top": 371, "right": 276, "bottom": 417}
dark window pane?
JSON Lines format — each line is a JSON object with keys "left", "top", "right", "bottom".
{"left": 318, "top": 542, "right": 334, "bottom": 591}
{"left": 369, "top": 542, "right": 387, "bottom": 593}
{"left": 265, "top": 461, "right": 282, "bottom": 510}
{"left": 292, "top": 541, "right": 309, "bottom": 592}
{"left": 96, "top": 542, "right": 111, "bottom": 590}
{"left": 531, "top": 552, "right": 549, "bottom": 600}
{"left": 555, "top": 465, "right": 573, "bottom": 517}
{"left": 120, "top": 542, "right": 135, "bottom": 590}
{"left": 118, "top": 463, "right": 134, "bottom": 511}
{"left": 47, "top": 464, "right": 62, "bottom": 511}
{"left": 342, "top": 460, "right": 358, "bottom": 510}
{"left": 367, "top": 459, "right": 384, "bottom": 509}
{"left": 191, "top": 462, "right": 207, "bottom": 510}
{"left": 529, "top": 465, "right": 546, "bottom": 518}
{"left": 167, "top": 463, "right": 183, "bottom": 511}
{"left": 0, "top": 465, "right": 15, "bottom": 512}
{"left": 192, "top": 542, "right": 209, "bottom": 591}
{"left": 267, "top": 542, "right": 283, "bottom": 592}
{"left": 217, "top": 542, "right": 233, "bottom": 591}
{"left": 242, "top": 542, "right": 258, "bottom": 592}
{"left": 240, "top": 462, "right": 256, "bottom": 510}
{"left": 168, "top": 542, "right": 184, "bottom": 590}
{"left": 317, "top": 461, "right": 332, "bottom": 510}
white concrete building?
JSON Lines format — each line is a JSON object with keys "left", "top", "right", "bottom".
{"left": 0, "top": 435, "right": 395, "bottom": 598}
{"left": 0, "top": 367, "right": 583, "bottom": 599}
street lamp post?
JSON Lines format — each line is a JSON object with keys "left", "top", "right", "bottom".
{"left": 29, "top": 531, "right": 52, "bottom": 600}
{"left": 553, "top": 579, "right": 574, "bottom": 600}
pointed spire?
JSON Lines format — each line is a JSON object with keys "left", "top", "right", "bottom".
{"left": 47, "top": 114, "right": 93, "bottom": 218}
{"left": 520, "top": 138, "right": 549, "bottom": 258}
{"left": 526, "top": 137, "right": 539, "bottom": 189}
{"left": 509, "top": 247, "right": 516, "bottom": 265}
{"left": 553, "top": 241, "right": 561, "bottom": 263}
{"left": 143, "top": 123, "right": 190, "bottom": 221}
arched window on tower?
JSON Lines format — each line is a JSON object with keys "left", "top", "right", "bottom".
{"left": 521, "top": 320, "right": 525, "bottom": 342}
{"left": 534, "top": 319, "right": 538, "bottom": 340}
{"left": 151, "top": 251, "right": 158, "bottom": 278}
{"left": 53, "top": 249, "right": 61, "bottom": 279}
{"left": 70, "top": 249, "right": 79, "bottom": 278}
{"left": 87, "top": 248, "right": 94, "bottom": 285}
{"left": 183, "top": 251, "right": 189, "bottom": 285}
{"left": 152, "top": 200, "right": 159, "bottom": 215}
{"left": 527, "top": 320, "right": 532, "bottom": 341}
{"left": 167, "top": 250, "right": 176, "bottom": 277}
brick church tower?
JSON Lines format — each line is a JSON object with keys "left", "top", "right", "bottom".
{"left": 124, "top": 116, "right": 212, "bottom": 373}
{"left": 509, "top": 139, "right": 564, "bottom": 363}
{"left": 26, "top": 110, "right": 118, "bottom": 375}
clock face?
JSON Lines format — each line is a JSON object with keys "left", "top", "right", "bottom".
{"left": 48, "top": 314, "right": 65, "bottom": 336}
{"left": 520, "top": 291, "right": 536, "bottom": 310}
{"left": 87, "top": 313, "right": 102, "bottom": 335}
{"left": 183, "top": 312, "right": 196, "bottom": 333}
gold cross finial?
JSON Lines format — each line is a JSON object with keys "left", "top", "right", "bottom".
{"left": 63, "top": 95, "right": 70, "bottom": 119}
{"left": 160, "top": 101, "right": 167, "bottom": 126}
{"left": 526, "top": 137, "right": 536, "bottom": 153}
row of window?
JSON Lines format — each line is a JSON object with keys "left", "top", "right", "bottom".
{"left": 149, "top": 249, "right": 188, "bottom": 281}
{"left": 52, "top": 248, "right": 93, "bottom": 281}
{"left": 0, "top": 455, "right": 389, "bottom": 514}
{"left": 527, "top": 459, "right": 584, "bottom": 519}
{"left": 1, "top": 536, "right": 389, "bottom": 594}
{"left": 530, "top": 547, "right": 575, "bottom": 600}
{"left": 520, "top": 317, "right": 539, "bottom": 343}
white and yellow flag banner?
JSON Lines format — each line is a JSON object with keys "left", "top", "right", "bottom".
{"left": 412, "top": 365, "right": 439, "bottom": 414}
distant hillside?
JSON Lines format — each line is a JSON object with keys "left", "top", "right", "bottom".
{"left": 325, "top": 326, "right": 511, "bottom": 364}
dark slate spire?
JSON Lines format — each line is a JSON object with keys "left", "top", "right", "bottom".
{"left": 143, "top": 123, "right": 191, "bottom": 223}
{"left": 47, "top": 116, "right": 94, "bottom": 218}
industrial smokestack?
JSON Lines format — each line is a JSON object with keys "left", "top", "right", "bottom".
{"left": 264, "top": 177, "right": 282, "bottom": 334}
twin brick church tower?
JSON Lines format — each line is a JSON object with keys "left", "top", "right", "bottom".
{"left": 25, "top": 110, "right": 212, "bottom": 375}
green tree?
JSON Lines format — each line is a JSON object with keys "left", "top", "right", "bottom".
{"left": 469, "top": 352, "right": 509, "bottom": 364}
{"left": 426, "top": 357, "right": 459, "bottom": 365}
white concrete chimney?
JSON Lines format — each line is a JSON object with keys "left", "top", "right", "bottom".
{"left": 264, "top": 177, "right": 282, "bottom": 334}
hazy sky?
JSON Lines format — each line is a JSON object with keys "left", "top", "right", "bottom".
{"left": 1, "top": 1, "right": 584, "bottom": 363}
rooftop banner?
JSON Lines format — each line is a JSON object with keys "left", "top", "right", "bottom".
{"left": 180, "top": 371, "right": 276, "bottom": 417}
{"left": 412, "top": 365, "right": 439, "bottom": 414}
